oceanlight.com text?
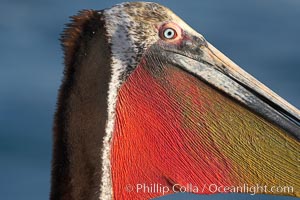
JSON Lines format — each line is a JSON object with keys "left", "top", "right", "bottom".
{"left": 124, "top": 183, "right": 294, "bottom": 196}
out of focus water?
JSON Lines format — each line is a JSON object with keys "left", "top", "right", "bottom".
{"left": 0, "top": 0, "right": 299, "bottom": 199}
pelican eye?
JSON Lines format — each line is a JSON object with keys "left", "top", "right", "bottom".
{"left": 163, "top": 28, "right": 177, "bottom": 39}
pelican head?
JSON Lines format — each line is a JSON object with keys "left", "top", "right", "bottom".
{"left": 50, "top": 2, "right": 300, "bottom": 200}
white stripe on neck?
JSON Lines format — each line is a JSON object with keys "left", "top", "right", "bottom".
{"left": 100, "top": 4, "right": 138, "bottom": 200}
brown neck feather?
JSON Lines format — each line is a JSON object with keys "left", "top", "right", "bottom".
{"left": 50, "top": 10, "right": 111, "bottom": 200}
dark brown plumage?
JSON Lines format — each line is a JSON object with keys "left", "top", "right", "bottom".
{"left": 51, "top": 10, "right": 111, "bottom": 200}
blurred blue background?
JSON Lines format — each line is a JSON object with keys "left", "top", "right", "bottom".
{"left": 0, "top": 0, "right": 299, "bottom": 200}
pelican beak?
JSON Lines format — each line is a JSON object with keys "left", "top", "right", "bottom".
{"left": 167, "top": 38, "right": 300, "bottom": 140}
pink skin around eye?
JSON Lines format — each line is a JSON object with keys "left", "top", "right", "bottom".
{"left": 158, "top": 22, "right": 183, "bottom": 43}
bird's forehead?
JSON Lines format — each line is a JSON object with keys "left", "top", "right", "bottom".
{"left": 104, "top": 2, "right": 200, "bottom": 35}
{"left": 108, "top": 2, "right": 171, "bottom": 26}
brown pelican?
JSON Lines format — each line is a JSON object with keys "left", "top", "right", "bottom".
{"left": 50, "top": 2, "right": 300, "bottom": 200}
